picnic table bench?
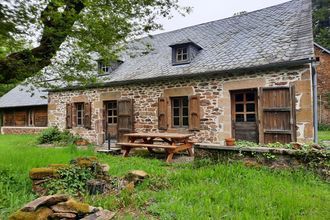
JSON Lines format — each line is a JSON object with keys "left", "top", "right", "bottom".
{"left": 116, "top": 132, "right": 194, "bottom": 162}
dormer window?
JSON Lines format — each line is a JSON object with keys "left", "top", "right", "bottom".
{"left": 169, "top": 39, "right": 202, "bottom": 66}
{"left": 176, "top": 47, "right": 189, "bottom": 63}
{"left": 98, "top": 60, "right": 123, "bottom": 75}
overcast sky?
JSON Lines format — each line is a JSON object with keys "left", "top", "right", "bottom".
{"left": 152, "top": 0, "right": 290, "bottom": 34}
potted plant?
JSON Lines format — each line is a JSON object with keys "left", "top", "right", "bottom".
{"left": 225, "top": 138, "right": 235, "bottom": 146}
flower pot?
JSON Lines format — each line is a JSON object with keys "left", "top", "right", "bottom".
{"left": 225, "top": 138, "right": 235, "bottom": 146}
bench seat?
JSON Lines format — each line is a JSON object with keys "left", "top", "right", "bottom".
{"left": 116, "top": 142, "right": 177, "bottom": 149}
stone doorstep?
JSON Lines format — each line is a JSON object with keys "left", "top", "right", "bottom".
{"left": 194, "top": 143, "right": 298, "bottom": 154}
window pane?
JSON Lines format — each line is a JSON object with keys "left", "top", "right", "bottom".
{"left": 108, "top": 118, "right": 112, "bottom": 124}
{"left": 235, "top": 94, "right": 244, "bottom": 102}
{"left": 173, "top": 117, "right": 180, "bottom": 126}
{"left": 114, "top": 118, "right": 117, "bottom": 124}
{"left": 183, "top": 117, "right": 189, "bottom": 126}
{"left": 235, "top": 104, "right": 244, "bottom": 112}
{"left": 183, "top": 97, "right": 188, "bottom": 106}
{"left": 78, "top": 118, "right": 82, "bottom": 125}
{"left": 246, "top": 93, "right": 255, "bottom": 101}
{"left": 236, "top": 114, "right": 244, "bottom": 122}
{"left": 183, "top": 107, "right": 188, "bottom": 116}
{"left": 182, "top": 48, "right": 188, "bottom": 54}
{"left": 173, "top": 108, "right": 180, "bottom": 116}
{"left": 246, "top": 103, "right": 255, "bottom": 112}
{"left": 78, "top": 111, "right": 82, "bottom": 117}
{"left": 173, "top": 99, "right": 180, "bottom": 107}
{"left": 247, "top": 114, "right": 256, "bottom": 122}
{"left": 183, "top": 54, "right": 188, "bottom": 60}
{"left": 113, "top": 110, "right": 117, "bottom": 116}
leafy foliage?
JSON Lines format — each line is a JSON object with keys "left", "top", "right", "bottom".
{"left": 37, "top": 126, "right": 80, "bottom": 145}
{"left": 313, "top": 0, "right": 330, "bottom": 49}
{"left": 44, "top": 165, "right": 95, "bottom": 196}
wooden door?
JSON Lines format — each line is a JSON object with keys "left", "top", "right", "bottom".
{"left": 104, "top": 101, "right": 118, "bottom": 140}
{"left": 231, "top": 89, "right": 258, "bottom": 142}
{"left": 117, "top": 99, "right": 133, "bottom": 142}
{"left": 259, "top": 86, "right": 296, "bottom": 144}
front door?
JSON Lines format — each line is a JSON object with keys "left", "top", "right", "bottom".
{"left": 231, "top": 89, "right": 258, "bottom": 142}
{"left": 105, "top": 101, "right": 118, "bottom": 141}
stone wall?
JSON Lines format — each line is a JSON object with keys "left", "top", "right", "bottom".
{"left": 1, "top": 126, "right": 47, "bottom": 135}
{"left": 315, "top": 46, "right": 330, "bottom": 124}
{"left": 48, "top": 65, "right": 314, "bottom": 145}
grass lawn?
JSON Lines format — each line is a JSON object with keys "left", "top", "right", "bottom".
{"left": 0, "top": 135, "right": 329, "bottom": 219}
{"left": 319, "top": 130, "right": 330, "bottom": 142}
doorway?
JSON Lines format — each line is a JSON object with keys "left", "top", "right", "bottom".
{"left": 231, "top": 89, "right": 258, "bottom": 142}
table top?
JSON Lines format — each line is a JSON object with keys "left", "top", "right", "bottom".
{"left": 124, "top": 132, "right": 193, "bottom": 139}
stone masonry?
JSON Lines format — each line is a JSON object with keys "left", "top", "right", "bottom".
{"left": 48, "top": 65, "right": 314, "bottom": 145}
{"left": 315, "top": 46, "right": 330, "bottom": 124}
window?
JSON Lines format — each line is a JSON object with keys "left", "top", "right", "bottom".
{"left": 107, "top": 101, "right": 117, "bottom": 124}
{"left": 99, "top": 62, "right": 110, "bottom": 74}
{"left": 233, "top": 91, "right": 257, "bottom": 122}
{"left": 171, "top": 96, "right": 189, "bottom": 128}
{"left": 76, "top": 103, "right": 84, "bottom": 127}
{"left": 176, "top": 47, "right": 188, "bottom": 63}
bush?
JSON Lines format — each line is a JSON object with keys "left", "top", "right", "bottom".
{"left": 37, "top": 127, "right": 80, "bottom": 145}
{"left": 318, "top": 123, "right": 330, "bottom": 131}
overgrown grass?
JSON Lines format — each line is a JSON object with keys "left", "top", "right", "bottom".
{"left": 0, "top": 135, "right": 329, "bottom": 219}
{"left": 319, "top": 130, "right": 330, "bottom": 141}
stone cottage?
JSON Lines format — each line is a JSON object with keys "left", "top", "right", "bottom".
{"left": 314, "top": 43, "right": 330, "bottom": 125}
{"left": 46, "top": 0, "right": 316, "bottom": 145}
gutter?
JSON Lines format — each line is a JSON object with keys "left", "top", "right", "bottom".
{"left": 49, "top": 58, "right": 313, "bottom": 92}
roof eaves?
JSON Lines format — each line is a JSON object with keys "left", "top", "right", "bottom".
{"left": 314, "top": 42, "right": 330, "bottom": 54}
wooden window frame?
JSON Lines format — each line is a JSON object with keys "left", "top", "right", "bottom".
{"left": 231, "top": 90, "right": 258, "bottom": 123}
{"left": 106, "top": 101, "right": 118, "bottom": 124}
{"left": 176, "top": 47, "right": 189, "bottom": 63}
{"left": 171, "top": 96, "right": 189, "bottom": 128}
{"left": 75, "top": 103, "right": 84, "bottom": 127}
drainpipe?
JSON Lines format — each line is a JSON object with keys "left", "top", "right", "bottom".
{"left": 311, "top": 59, "right": 318, "bottom": 143}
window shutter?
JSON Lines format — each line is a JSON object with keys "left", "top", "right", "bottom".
{"left": 102, "top": 107, "right": 107, "bottom": 133}
{"left": 66, "top": 103, "right": 72, "bottom": 129}
{"left": 72, "top": 103, "right": 77, "bottom": 127}
{"left": 117, "top": 99, "right": 133, "bottom": 142}
{"left": 189, "top": 95, "right": 200, "bottom": 131}
{"left": 259, "top": 86, "right": 296, "bottom": 144}
{"left": 158, "top": 97, "right": 168, "bottom": 130}
{"left": 84, "top": 102, "right": 92, "bottom": 129}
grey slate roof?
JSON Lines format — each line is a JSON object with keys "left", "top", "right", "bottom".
{"left": 100, "top": 0, "right": 313, "bottom": 84}
{"left": 0, "top": 84, "right": 48, "bottom": 108}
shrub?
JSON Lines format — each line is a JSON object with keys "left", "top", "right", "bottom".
{"left": 37, "top": 127, "right": 80, "bottom": 145}
{"left": 318, "top": 123, "right": 330, "bottom": 131}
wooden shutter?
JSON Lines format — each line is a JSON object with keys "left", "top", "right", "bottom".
{"left": 117, "top": 99, "right": 133, "bottom": 142}
{"left": 158, "top": 97, "right": 168, "bottom": 130}
{"left": 66, "top": 103, "right": 73, "bottom": 129}
{"left": 259, "top": 86, "right": 296, "bottom": 144}
{"left": 34, "top": 107, "right": 48, "bottom": 127}
{"left": 84, "top": 102, "right": 92, "bottom": 129}
{"left": 102, "top": 106, "right": 107, "bottom": 133}
{"left": 189, "top": 95, "right": 200, "bottom": 131}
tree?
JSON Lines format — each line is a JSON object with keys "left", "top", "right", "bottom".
{"left": 0, "top": 0, "right": 190, "bottom": 88}
{"left": 313, "top": 0, "right": 330, "bottom": 49}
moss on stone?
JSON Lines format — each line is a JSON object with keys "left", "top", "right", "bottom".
{"left": 64, "top": 199, "right": 92, "bottom": 214}
{"left": 9, "top": 207, "right": 53, "bottom": 220}
{"left": 29, "top": 168, "right": 57, "bottom": 180}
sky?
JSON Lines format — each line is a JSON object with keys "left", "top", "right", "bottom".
{"left": 152, "top": 0, "right": 290, "bottom": 34}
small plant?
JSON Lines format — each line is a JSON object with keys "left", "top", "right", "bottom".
{"left": 235, "top": 140, "right": 259, "bottom": 148}
{"left": 263, "top": 152, "right": 276, "bottom": 160}
{"left": 37, "top": 127, "right": 80, "bottom": 145}
{"left": 44, "top": 165, "right": 96, "bottom": 196}
{"left": 318, "top": 123, "right": 330, "bottom": 131}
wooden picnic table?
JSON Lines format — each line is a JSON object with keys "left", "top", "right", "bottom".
{"left": 116, "top": 132, "right": 194, "bottom": 162}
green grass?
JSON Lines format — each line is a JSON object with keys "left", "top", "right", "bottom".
{"left": 319, "top": 130, "right": 330, "bottom": 141}
{"left": 0, "top": 135, "right": 329, "bottom": 219}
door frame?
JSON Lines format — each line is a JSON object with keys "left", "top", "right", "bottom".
{"left": 103, "top": 100, "right": 118, "bottom": 142}
{"left": 230, "top": 88, "right": 259, "bottom": 142}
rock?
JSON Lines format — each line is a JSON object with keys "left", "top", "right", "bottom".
{"left": 51, "top": 212, "right": 77, "bottom": 219}
{"left": 70, "top": 156, "right": 98, "bottom": 168}
{"left": 9, "top": 207, "right": 53, "bottom": 220}
{"left": 21, "top": 195, "right": 69, "bottom": 212}
{"left": 87, "top": 179, "right": 107, "bottom": 195}
{"left": 62, "top": 198, "right": 94, "bottom": 214}
{"left": 290, "top": 142, "right": 303, "bottom": 150}
{"left": 29, "top": 167, "right": 57, "bottom": 180}
{"left": 81, "top": 210, "right": 116, "bottom": 220}
{"left": 311, "top": 144, "right": 324, "bottom": 150}
{"left": 125, "top": 170, "right": 149, "bottom": 184}
{"left": 100, "top": 163, "right": 110, "bottom": 173}
{"left": 125, "top": 182, "right": 135, "bottom": 192}
{"left": 50, "top": 203, "right": 78, "bottom": 213}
